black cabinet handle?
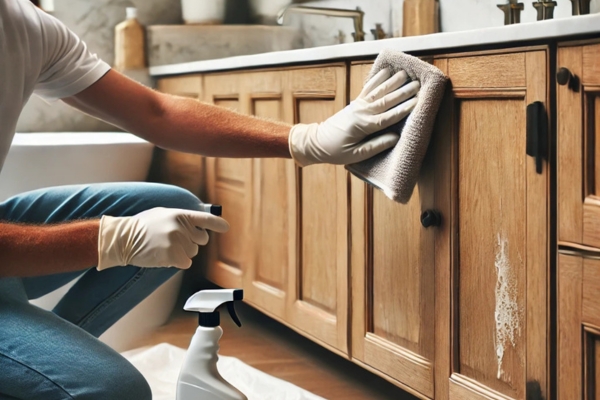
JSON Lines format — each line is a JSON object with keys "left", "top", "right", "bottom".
{"left": 526, "top": 101, "right": 548, "bottom": 175}
{"left": 421, "top": 210, "right": 441, "bottom": 228}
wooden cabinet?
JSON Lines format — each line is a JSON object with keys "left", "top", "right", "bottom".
{"left": 154, "top": 39, "right": 600, "bottom": 399}
{"left": 558, "top": 41, "right": 600, "bottom": 247}
{"left": 202, "top": 65, "right": 349, "bottom": 353}
{"left": 243, "top": 70, "right": 292, "bottom": 322}
{"left": 283, "top": 65, "right": 349, "bottom": 354}
{"left": 349, "top": 49, "right": 550, "bottom": 400}
{"left": 349, "top": 60, "right": 447, "bottom": 399}
{"left": 203, "top": 73, "right": 252, "bottom": 289}
{"left": 557, "top": 40, "right": 600, "bottom": 399}
{"left": 440, "top": 49, "right": 550, "bottom": 400}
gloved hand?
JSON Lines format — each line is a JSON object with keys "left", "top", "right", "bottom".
{"left": 97, "top": 207, "right": 229, "bottom": 271}
{"left": 288, "top": 68, "right": 420, "bottom": 167}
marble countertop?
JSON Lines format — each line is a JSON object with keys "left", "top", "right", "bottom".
{"left": 149, "top": 14, "right": 600, "bottom": 77}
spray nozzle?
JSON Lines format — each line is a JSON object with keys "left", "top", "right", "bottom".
{"left": 184, "top": 289, "right": 243, "bottom": 327}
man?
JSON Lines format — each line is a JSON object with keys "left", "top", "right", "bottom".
{"left": 0, "top": 0, "right": 419, "bottom": 398}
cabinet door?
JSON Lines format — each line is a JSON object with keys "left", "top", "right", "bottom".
{"left": 284, "top": 65, "right": 350, "bottom": 355}
{"left": 204, "top": 74, "right": 252, "bottom": 289}
{"left": 558, "top": 42, "right": 600, "bottom": 248}
{"left": 350, "top": 60, "right": 451, "bottom": 399}
{"left": 242, "top": 70, "right": 296, "bottom": 321}
{"left": 443, "top": 50, "right": 549, "bottom": 399}
{"left": 557, "top": 251, "right": 600, "bottom": 399}
{"left": 154, "top": 76, "right": 205, "bottom": 198}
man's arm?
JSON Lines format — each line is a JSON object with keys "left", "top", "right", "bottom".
{"left": 63, "top": 69, "right": 292, "bottom": 159}
{"left": 64, "top": 68, "right": 418, "bottom": 166}
{"left": 0, "top": 221, "right": 99, "bottom": 277}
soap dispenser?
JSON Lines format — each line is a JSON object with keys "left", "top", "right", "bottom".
{"left": 176, "top": 289, "right": 248, "bottom": 400}
{"left": 114, "top": 7, "right": 145, "bottom": 71}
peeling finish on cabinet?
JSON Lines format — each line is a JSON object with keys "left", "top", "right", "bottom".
{"left": 494, "top": 232, "right": 522, "bottom": 380}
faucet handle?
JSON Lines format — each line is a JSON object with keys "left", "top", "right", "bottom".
{"left": 533, "top": 0, "right": 557, "bottom": 21}
{"left": 497, "top": 0, "right": 524, "bottom": 25}
{"left": 371, "top": 23, "right": 387, "bottom": 40}
{"left": 570, "top": 0, "right": 591, "bottom": 15}
{"left": 351, "top": 31, "right": 365, "bottom": 42}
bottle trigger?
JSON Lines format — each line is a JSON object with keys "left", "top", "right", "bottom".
{"left": 227, "top": 302, "right": 242, "bottom": 327}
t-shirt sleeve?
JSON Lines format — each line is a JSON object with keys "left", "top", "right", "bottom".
{"left": 32, "top": 7, "right": 111, "bottom": 101}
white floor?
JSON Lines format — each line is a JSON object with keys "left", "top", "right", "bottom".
{"left": 122, "top": 343, "right": 326, "bottom": 400}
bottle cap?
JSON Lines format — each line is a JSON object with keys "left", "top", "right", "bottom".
{"left": 184, "top": 289, "right": 244, "bottom": 328}
{"left": 126, "top": 7, "right": 137, "bottom": 20}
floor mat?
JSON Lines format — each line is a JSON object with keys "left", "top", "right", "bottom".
{"left": 122, "top": 343, "right": 326, "bottom": 400}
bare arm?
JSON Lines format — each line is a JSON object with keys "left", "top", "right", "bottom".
{"left": 0, "top": 220, "right": 99, "bottom": 277}
{"left": 63, "top": 69, "right": 292, "bottom": 158}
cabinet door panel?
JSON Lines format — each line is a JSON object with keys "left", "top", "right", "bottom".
{"left": 558, "top": 43, "right": 600, "bottom": 247}
{"left": 447, "top": 49, "right": 549, "bottom": 400}
{"left": 204, "top": 75, "right": 252, "bottom": 288}
{"left": 285, "top": 66, "right": 349, "bottom": 355}
{"left": 371, "top": 186, "right": 434, "bottom": 356}
{"left": 298, "top": 101, "right": 340, "bottom": 315}
{"left": 350, "top": 60, "right": 442, "bottom": 399}
{"left": 244, "top": 70, "right": 295, "bottom": 320}
{"left": 458, "top": 97, "right": 526, "bottom": 396}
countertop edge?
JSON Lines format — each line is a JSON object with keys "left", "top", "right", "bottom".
{"left": 150, "top": 14, "right": 600, "bottom": 77}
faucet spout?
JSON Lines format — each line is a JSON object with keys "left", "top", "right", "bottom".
{"left": 277, "top": 5, "right": 365, "bottom": 42}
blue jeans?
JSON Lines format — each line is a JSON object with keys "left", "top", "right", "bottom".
{"left": 0, "top": 182, "right": 203, "bottom": 400}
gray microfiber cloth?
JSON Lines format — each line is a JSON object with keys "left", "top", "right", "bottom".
{"left": 346, "top": 49, "right": 448, "bottom": 204}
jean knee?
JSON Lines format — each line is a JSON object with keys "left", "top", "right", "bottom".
{"left": 145, "top": 184, "right": 202, "bottom": 212}
{"left": 98, "top": 358, "right": 152, "bottom": 400}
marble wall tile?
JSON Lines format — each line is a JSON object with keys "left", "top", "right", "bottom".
{"left": 148, "top": 25, "right": 302, "bottom": 67}
{"left": 17, "top": 0, "right": 180, "bottom": 133}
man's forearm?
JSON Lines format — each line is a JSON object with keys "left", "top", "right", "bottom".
{"left": 0, "top": 221, "right": 99, "bottom": 277}
{"left": 65, "top": 70, "right": 293, "bottom": 159}
{"left": 147, "top": 93, "right": 292, "bottom": 158}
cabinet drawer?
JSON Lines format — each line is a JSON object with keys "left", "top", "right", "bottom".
{"left": 558, "top": 42, "right": 600, "bottom": 247}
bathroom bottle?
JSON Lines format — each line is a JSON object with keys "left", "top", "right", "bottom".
{"left": 176, "top": 289, "right": 248, "bottom": 400}
{"left": 114, "top": 7, "right": 145, "bottom": 71}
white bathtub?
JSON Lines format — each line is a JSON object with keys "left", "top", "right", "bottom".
{"left": 0, "top": 132, "right": 183, "bottom": 352}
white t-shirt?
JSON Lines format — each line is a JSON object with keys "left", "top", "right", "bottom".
{"left": 0, "top": 0, "right": 111, "bottom": 173}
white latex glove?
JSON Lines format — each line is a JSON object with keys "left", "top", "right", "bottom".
{"left": 97, "top": 207, "right": 229, "bottom": 271}
{"left": 288, "top": 68, "right": 420, "bottom": 167}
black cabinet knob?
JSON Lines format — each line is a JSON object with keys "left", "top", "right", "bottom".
{"left": 557, "top": 67, "right": 572, "bottom": 86}
{"left": 556, "top": 67, "right": 580, "bottom": 92}
{"left": 421, "top": 210, "right": 441, "bottom": 228}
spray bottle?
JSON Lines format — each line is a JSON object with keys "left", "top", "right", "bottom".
{"left": 176, "top": 288, "right": 248, "bottom": 400}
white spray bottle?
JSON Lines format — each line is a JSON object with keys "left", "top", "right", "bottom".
{"left": 176, "top": 288, "right": 248, "bottom": 400}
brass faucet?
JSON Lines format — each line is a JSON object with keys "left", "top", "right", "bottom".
{"left": 570, "top": 0, "right": 591, "bottom": 15}
{"left": 533, "top": 0, "right": 557, "bottom": 20}
{"left": 277, "top": 5, "right": 365, "bottom": 42}
{"left": 497, "top": 0, "right": 524, "bottom": 25}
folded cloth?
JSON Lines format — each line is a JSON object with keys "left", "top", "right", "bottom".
{"left": 345, "top": 49, "right": 448, "bottom": 204}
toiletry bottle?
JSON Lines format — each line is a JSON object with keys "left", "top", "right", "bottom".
{"left": 114, "top": 7, "right": 145, "bottom": 71}
{"left": 176, "top": 289, "right": 248, "bottom": 400}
